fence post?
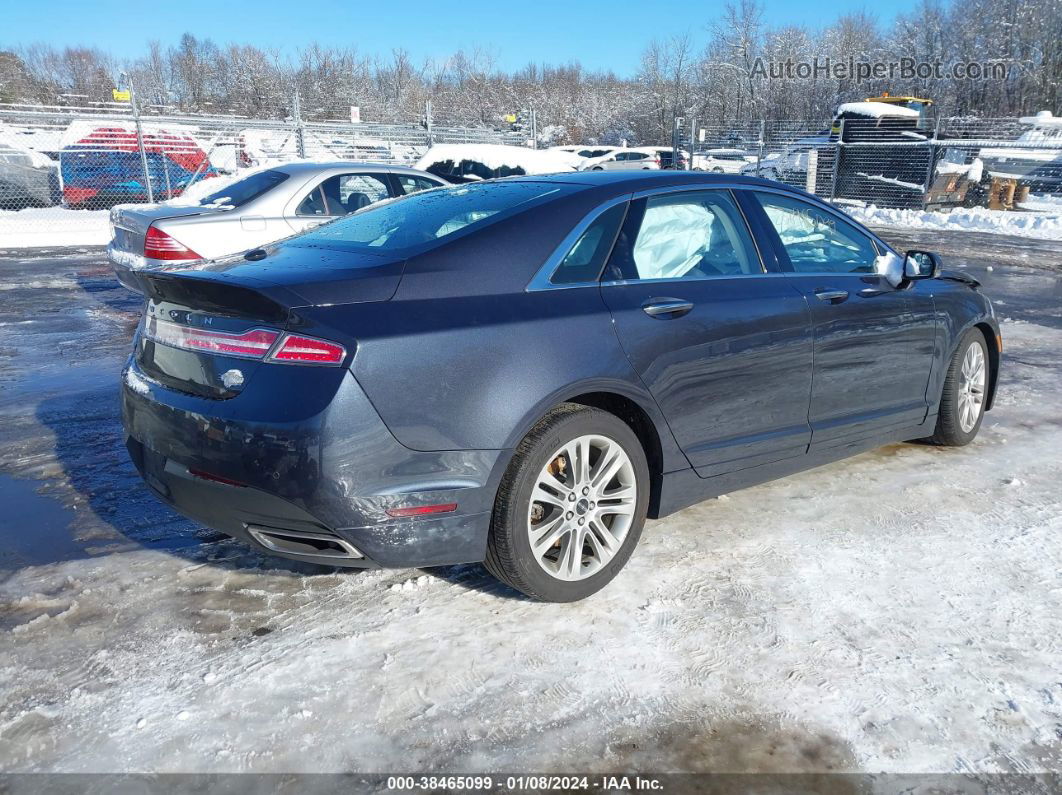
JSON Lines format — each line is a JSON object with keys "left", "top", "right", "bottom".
{"left": 425, "top": 100, "right": 434, "bottom": 148}
{"left": 921, "top": 116, "right": 941, "bottom": 210}
{"left": 530, "top": 106, "right": 537, "bottom": 149}
{"left": 757, "top": 119, "right": 765, "bottom": 175}
{"left": 293, "top": 89, "right": 306, "bottom": 158}
{"left": 130, "top": 79, "right": 154, "bottom": 203}
{"left": 671, "top": 115, "right": 681, "bottom": 168}
{"left": 689, "top": 116, "right": 697, "bottom": 170}
{"left": 829, "top": 119, "right": 843, "bottom": 202}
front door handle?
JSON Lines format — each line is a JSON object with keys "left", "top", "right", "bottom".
{"left": 814, "top": 289, "right": 849, "bottom": 303}
{"left": 641, "top": 298, "right": 694, "bottom": 318}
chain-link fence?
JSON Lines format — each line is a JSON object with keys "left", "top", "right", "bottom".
{"left": 2, "top": 100, "right": 1060, "bottom": 246}
{"left": 0, "top": 100, "right": 530, "bottom": 244}
{"left": 680, "top": 114, "right": 1062, "bottom": 212}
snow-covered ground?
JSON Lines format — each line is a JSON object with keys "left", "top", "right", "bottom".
{"left": 849, "top": 203, "right": 1062, "bottom": 241}
{"left": 0, "top": 207, "right": 111, "bottom": 248}
{"left": 0, "top": 240, "right": 1060, "bottom": 775}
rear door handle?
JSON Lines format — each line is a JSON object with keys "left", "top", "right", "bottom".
{"left": 641, "top": 298, "right": 694, "bottom": 318}
{"left": 814, "top": 289, "right": 849, "bottom": 303}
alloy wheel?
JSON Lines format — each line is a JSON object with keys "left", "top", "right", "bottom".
{"left": 958, "top": 342, "right": 986, "bottom": 433}
{"left": 526, "top": 434, "right": 637, "bottom": 581}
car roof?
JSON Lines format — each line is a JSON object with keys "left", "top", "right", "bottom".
{"left": 502, "top": 169, "right": 803, "bottom": 194}
{"left": 273, "top": 161, "right": 438, "bottom": 177}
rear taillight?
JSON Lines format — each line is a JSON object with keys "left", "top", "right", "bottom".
{"left": 144, "top": 317, "right": 278, "bottom": 358}
{"left": 144, "top": 225, "right": 202, "bottom": 261}
{"left": 142, "top": 318, "right": 347, "bottom": 365}
{"left": 267, "top": 334, "right": 347, "bottom": 365}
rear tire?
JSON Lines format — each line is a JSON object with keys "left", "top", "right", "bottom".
{"left": 485, "top": 403, "right": 650, "bottom": 602}
{"left": 924, "top": 328, "right": 989, "bottom": 446}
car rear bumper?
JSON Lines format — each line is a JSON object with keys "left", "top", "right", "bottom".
{"left": 121, "top": 358, "right": 503, "bottom": 568}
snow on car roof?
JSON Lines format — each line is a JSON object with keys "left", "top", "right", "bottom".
{"left": 414, "top": 144, "right": 581, "bottom": 173}
{"left": 1019, "top": 110, "right": 1062, "bottom": 127}
{"left": 836, "top": 102, "right": 921, "bottom": 118}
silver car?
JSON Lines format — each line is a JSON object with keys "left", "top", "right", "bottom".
{"left": 108, "top": 161, "right": 447, "bottom": 291}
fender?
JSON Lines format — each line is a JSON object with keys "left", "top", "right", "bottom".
{"left": 928, "top": 291, "right": 1001, "bottom": 414}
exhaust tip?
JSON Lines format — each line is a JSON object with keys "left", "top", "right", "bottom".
{"left": 246, "top": 525, "right": 363, "bottom": 560}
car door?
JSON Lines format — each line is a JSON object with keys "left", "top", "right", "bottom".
{"left": 285, "top": 172, "right": 393, "bottom": 234}
{"left": 599, "top": 188, "right": 814, "bottom": 477}
{"left": 743, "top": 189, "right": 935, "bottom": 450}
{"left": 602, "top": 153, "right": 628, "bottom": 171}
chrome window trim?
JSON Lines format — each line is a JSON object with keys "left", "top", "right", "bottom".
{"left": 600, "top": 272, "right": 790, "bottom": 288}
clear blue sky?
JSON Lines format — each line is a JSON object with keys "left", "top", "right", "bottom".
{"left": 5, "top": 0, "right": 916, "bottom": 76}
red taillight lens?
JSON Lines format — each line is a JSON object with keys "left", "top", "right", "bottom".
{"left": 188, "top": 468, "right": 246, "bottom": 487}
{"left": 386, "top": 503, "right": 458, "bottom": 518}
{"left": 267, "top": 333, "right": 346, "bottom": 365}
{"left": 144, "top": 317, "right": 279, "bottom": 359}
{"left": 144, "top": 225, "right": 202, "bottom": 261}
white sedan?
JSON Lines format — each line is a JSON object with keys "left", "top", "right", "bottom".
{"left": 108, "top": 161, "right": 447, "bottom": 291}
{"left": 691, "top": 148, "right": 755, "bottom": 173}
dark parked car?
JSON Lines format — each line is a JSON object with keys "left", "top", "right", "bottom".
{"left": 121, "top": 171, "right": 1000, "bottom": 601}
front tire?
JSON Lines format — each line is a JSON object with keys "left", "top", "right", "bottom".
{"left": 924, "top": 328, "right": 989, "bottom": 446}
{"left": 485, "top": 404, "right": 650, "bottom": 602}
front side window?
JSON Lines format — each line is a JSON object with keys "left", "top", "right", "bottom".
{"left": 752, "top": 191, "right": 878, "bottom": 273}
{"left": 550, "top": 203, "right": 627, "bottom": 285}
{"left": 291, "top": 180, "right": 573, "bottom": 256}
{"left": 605, "top": 190, "right": 760, "bottom": 282}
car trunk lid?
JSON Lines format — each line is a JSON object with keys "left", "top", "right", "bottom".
{"left": 132, "top": 245, "right": 403, "bottom": 399}
{"left": 110, "top": 204, "right": 220, "bottom": 259}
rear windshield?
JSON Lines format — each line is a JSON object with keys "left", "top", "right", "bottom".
{"left": 198, "top": 169, "right": 289, "bottom": 208}
{"left": 290, "top": 181, "right": 576, "bottom": 256}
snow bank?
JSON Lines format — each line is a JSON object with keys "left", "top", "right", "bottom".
{"left": 849, "top": 204, "right": 1062, "bottom": 240}
{"left": 0, "top": 207, "right": 109, "bottom": 247}
{"left": 414, "top": 144, "right": 581, "bottom": 175}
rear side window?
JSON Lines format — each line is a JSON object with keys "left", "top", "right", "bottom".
{"left": 606, "top": 190, "right": 761, "bottom": 281}
{"left": 198, "top": 169, "right": 289, "bottom": 209}
{"left": 291, "top": 181, "right": 575, "bottom": 256}
{"left": 396, "top": 174, "right": 442, "bottom": 195}
{"left": 752, "top": 191, "right": 879, "bottom": 273}
{"left": 550, "top": 203, "right": 627, "bottom": 285}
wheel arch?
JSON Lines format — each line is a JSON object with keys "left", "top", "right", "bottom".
{"left": 498, "top": 380, "right": 684, "bottom": 521}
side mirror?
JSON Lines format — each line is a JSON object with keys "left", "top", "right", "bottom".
{"left": 904, "top": 250, "right": 941, "bottom": 280}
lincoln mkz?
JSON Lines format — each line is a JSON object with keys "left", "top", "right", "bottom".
{"left": 121, "top": 171, "right": 1000, "bottom": 601}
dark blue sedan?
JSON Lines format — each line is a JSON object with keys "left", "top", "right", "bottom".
{"left": 121, "top": 171, "right": 1000, "bottom": 601}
